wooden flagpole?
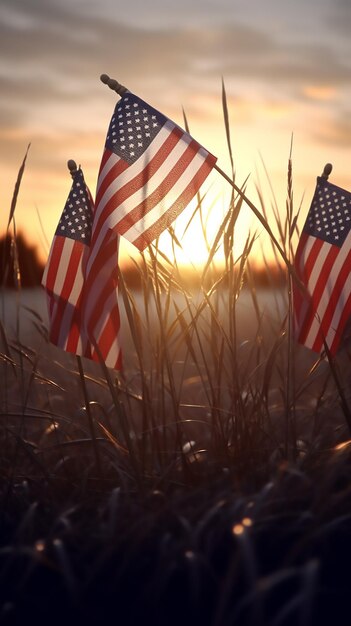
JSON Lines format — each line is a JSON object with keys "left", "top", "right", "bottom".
{"left": 321, "top": 162, "right": 333, "bottom": 180}
{"left": 100, "top": 74, "right": 127, "bottom": 96}
{"left": 67, "top": 158, "right": 78, "bottom": 178}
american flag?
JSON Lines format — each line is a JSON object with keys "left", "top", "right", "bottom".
{"left": 90, "top": 91, "right": 217, "bottom": 253}
{"left": 293, "top": 176, "right": 351, "bottom": 355}
{"left": 42, "top": 167, "right": 93, "bottom": 356}
{"left": 42, "top": 167, "right": 122, "bottom": 370}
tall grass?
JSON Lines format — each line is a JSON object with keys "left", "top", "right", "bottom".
{"left": 1, "top": 100, "right": 351, "bottom": 625}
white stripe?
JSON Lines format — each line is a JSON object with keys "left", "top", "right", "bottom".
{"left": 49, "top": 238, "right": 77, "bottom": 302}
{"left": 103, "top": 335, "right": 121, "bottom": 369}
{"left": 323, "top": 278, "right": 351, "bottom": 349}
{"left": 90, "top": 289, "right": 120, "bottom": 346}
{"left": 299, "top": 242, "right": 332, "bottom": 346}
{"left": 305, "top": 230, "right": 351, "bottom": 348}
{"left": 97, "top": 150, "right": 121, "bottom": 188}
{"left": 43, "top": 237, "right": 86, "bottom": 353}
{"left": 87, "top": 279, "right": 119, "bottom": 341}
{"left": 304, "top": 240, "right": 331, "bottom": 296}
{"left": 324, "top": 266, "right": 351, "bottom": 348}
{"left": 57, "top": 262, "right": 86, "bottom": 351}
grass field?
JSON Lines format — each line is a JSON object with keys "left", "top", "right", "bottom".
{"left": 1, "top": 126, "right": 351, "bottom": 625}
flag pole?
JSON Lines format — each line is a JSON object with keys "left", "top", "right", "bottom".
{"left": 321, "top": 163, "right": 333, "bottom": 179}
{"left": 100, "top": 74, "right": 127, "bottom": 96}
{"left": 67, "top": 159, "right": 78, "bottom": 178}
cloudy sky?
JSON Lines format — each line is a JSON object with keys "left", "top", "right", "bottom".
{"left": 1, "top": 0, "right": 351, "bottom": 265}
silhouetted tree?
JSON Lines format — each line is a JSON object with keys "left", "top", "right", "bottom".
{"left": 0, "top": 232, "right": 44, "bottom": 288}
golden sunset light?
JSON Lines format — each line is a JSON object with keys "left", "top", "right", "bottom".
{"left": 1, "top": 0, "right": 350, "bottom": 269}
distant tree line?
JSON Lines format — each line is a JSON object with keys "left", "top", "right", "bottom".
{"left": 0, "top": 232, "right": 287, "bottom": 290}
{"left": 0, "top": 233, "right": 44, "bottom": 288}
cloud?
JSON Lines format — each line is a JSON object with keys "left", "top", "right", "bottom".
{"left": 313, "top": 110, "right": 351, "bottom": 148}
{"left": 1, "top": 0, "right": 350, "bottom": 124}
{"left": 327, "top": 0, "right": 351, "bottom": 36}
{"left": 1, "top": 0, "right": 350, "bottom": 185}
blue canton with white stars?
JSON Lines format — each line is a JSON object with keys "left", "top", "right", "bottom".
{"left": 56, "top": 169, "right": 93, "bottom": 245}
{"left": 303, "top": 176, "right": 351, "bottom": 248}
{"left": 105, "top": 92, "right": 168, "bottom": 165}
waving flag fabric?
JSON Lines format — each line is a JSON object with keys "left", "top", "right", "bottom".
{"left": 42, "top": 167, "right": 122, "bottom": 370}
{"left": 90, "top": 91, "right": 217, "bottom": 254}
{"left": 293, "top": 176, "right": 351, "bottom": 355}
{"left": 82, "top": 227, "right": 122, "bottom": 369}
{"left": 42, "top": 167, "right": 93, "bottom": 356}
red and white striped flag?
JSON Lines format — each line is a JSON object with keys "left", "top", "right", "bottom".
{"left": 42, "top": 167, "right": 122, "bottom": 370}
{"left": 293, "top": 176, "right": 351, "bottom": 355}
{"left": 79, "top": 90, "right": 216, "bottom": 369}
{"left": 90, "top": 90, "right": 217, "bottom": 254}
{"left": 81, "top": 227, "right": 122, "bottom": 370}
{"left": 42, "top": 167, "right": 94, "bottom": 357}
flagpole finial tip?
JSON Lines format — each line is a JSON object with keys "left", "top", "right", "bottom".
{"left": 100, "top": 73, "right": 110, "bottom": 85}
{"left": 322, "top": 163, "right": 333, "bottom": 179}
{"left": 67, "top": 160, "right": 78, "bottom": 177}
{"left": 100, "top": 74, "right": 127, "bottom": 96}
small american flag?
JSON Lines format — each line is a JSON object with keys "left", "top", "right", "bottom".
{"left": 42, "top": 167, "right": 93, "bottom": 356}
{"left": 42, "top": 167, "right": 122, "bottom": 370}
{"left": 90, "top": 91, "right": 217, "bottom": 253}
{"left": 293, "top": 176, "right": 351, "bottom": 354}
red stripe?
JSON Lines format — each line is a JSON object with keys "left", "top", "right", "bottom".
{"left": 99, "top": 147, "right": 111, "bottom": 173}
{"left": 82, "top": 227, "right": 121, "bottom": 368}
{"left": 312, "top": 247, "right": 351, "bottom": 352}
{"left": 42, "top": 236, "right": 65, "bottom": 295}
{"left": 293, "top": 235, "right": 323, "bottom": 339}
{"left": 95, "top": 152, "right": 129, "bottom": 208}
{"left": 65, "top": 290, "right": 84, "bottom": 353}
{"left": 91, "top": 302, "right": 121, "bottom": 363}
{"left": 133, "top": 154, "right": 216, "bottom": 250}
{"left": 83, "top": 233, "right": 117, "bottom": 298}
{"left": 300, "top": 236, "right": 324, "bottom": 284}
{"left": 91, "top": 126, "right": 184, "bottom": 247}
{"left": 298, "top": 243, "right": 339, "bottom": 345}
{"left": 86, "top": 265, "right": 118, "bottom": 339}
{"left": 50, "top": 239, "right": 83, "bottom": 344}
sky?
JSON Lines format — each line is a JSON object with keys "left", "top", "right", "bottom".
{"left": 1, "top": 0, "right": 351, "bottom": 268}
